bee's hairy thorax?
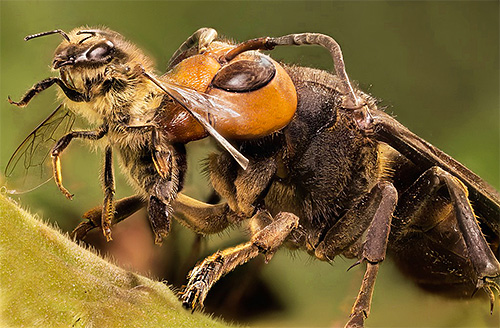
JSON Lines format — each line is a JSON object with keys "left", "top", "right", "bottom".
{"left": 61, "top": 65, "right": 164, "bottom": 149}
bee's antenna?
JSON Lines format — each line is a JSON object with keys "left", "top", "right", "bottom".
{"left": 76, "top": 30, "right": 98, "bottom": 44}
{"left": 76, "top": 30, "right": 113, "bottom": 44}
{"left": 24, "top": 29, "right": 70, "bottom": 42}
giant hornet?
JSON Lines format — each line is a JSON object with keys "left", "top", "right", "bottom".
{"left": 5, "top": 27, "right": 500, "bottom": 327}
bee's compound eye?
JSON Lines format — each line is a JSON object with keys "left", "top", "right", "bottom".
{"left": 212, "top": 56, "right": 276, "bottom": 92}
{"left": 86, "top": 41, "right": 114, "bottom": 61}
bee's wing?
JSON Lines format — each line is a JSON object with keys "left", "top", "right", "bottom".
{"left": 143, "top": 71, "right": 249, "bottom": 170}
{"left": 4, "top": 104, "right": 75, "bottom": 194}
{"left": 165, "top": 83, "right": 249, "bottom": 169}
{"left": 163, "top": 81, "right": 241, "bottom": 120}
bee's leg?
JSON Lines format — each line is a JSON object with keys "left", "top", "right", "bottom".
{"left": 181, "top": 211, "right": 299, "bottom": 310}
{"left": 151, "top": 128, "right": 172, "bottom": 179}
{"left": 8, "top": 77, "right": 88, "bottom": 107}
{"left": 148, "top": 133, "right": 180, "bottom": 245}
{"left": 148, "top": 186, "right": 172, "bottom": 245}
{"left": 100, "top": 146, "right": 115, "bottom": 241}
{"left": 118, "top": 139, "right": 186, "bottom": 244}
{"left": 51, "top": 125, "right": 108, "bottom": 199}
{"left": 71, "top": 191, "right": 235, "bottom": 240}
{"left": 394, "top": 166, "right": 500, "bottom": 311}
{"left": 314, "top": 181, "right": 398, "bottom": 328}
{"left": 71, "top": 196, "right": 146, "bottom": 240}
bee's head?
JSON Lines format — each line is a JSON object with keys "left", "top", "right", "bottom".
{"left": 53, "top": 30, "right": 121, "bottom": 70}
{"left": 24, "top": 27, "right": 152, "bottom": 72}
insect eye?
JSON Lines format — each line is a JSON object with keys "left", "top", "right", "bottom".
{"left": 212, "top": 56, "right": 276, "bottom": 92}
{"left": 86, "top": 41, "right": 114, "bottom": 61}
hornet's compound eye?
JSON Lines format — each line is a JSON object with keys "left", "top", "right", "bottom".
{"left": 212, "top": 56, "right": 276, "bottom": 92}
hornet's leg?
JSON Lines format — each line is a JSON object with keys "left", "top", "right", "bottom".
{"left": 181, "top": 211, "right": 299, "bottom": 310}
{"left": 345, "top": 182, "right": 397, "bottom": 328}
{"left": 172, "top": 193, "right": 242, "bottom": 234}
{"left": 314, "top": 181, "right": 398, "bottom": 328}
{"left": 208, "top": 152, "right": 277, "bottom": 216}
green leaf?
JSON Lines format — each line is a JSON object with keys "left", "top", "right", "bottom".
{"left": 0, "top": 193, "right": 232, "bottom": 328}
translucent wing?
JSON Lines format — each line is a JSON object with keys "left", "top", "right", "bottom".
{"left": 143, "top": 71, "right": 249, "bottom": 170}
{"left": 161, "top": 81, "right": 249, "bottom": 170}
{"left": 163, "top": 81, "right": 241, "bottom": 120}
{"left": 4, "top": 105, "right": 75, "bottom": 194}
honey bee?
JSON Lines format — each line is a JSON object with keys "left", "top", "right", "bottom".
{"left": 6, "top": 27, "right": 500, "bottom": 327}
{"left": 6, "top": 26, "right": 276, "bottom": 242}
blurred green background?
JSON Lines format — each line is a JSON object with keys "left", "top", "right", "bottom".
{"left": 1, "top": 1, "right": 498, "bottom": 327}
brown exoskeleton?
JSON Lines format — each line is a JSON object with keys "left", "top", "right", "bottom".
{"left": 6, "top": 27, "right": 500, "bottom": 327}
